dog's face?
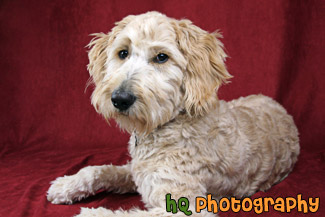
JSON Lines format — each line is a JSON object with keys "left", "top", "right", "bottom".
{"left": 88, "top": 12, "right": 232, "bottom": 134}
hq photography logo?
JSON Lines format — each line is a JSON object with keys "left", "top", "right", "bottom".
{"left": 166, "top": 193, "right": 320, "bottom": 215}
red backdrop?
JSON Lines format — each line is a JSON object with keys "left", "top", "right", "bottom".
{"left": 0, "top": 0, "right": 324, "bottom": 216}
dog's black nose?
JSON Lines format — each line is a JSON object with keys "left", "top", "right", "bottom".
{"left": 111, "top": 90, "right": 136, "bottom": 111}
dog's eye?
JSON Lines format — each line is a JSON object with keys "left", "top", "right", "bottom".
{"left": 154, "top": 53, "right": 169, "bottom": 64}
{"left": 118, "top": 50, "right": 128, "bottom": 60}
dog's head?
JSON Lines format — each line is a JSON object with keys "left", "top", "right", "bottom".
{"left": 88, "top": 12, "right": 232, "bottom": 134}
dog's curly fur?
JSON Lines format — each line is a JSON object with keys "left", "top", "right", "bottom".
{"left": 47, "top": 12, "right": 300, "bottom": 217}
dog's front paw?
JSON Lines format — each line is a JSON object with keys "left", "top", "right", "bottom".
{"left": 47, "top": 171, "right": 96, "bottom": 204}
{"left": 75, "top": 207, "right": 114, "bottom": 217}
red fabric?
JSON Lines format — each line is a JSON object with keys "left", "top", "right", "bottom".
{"left": 0, "top": 0, "right": 324, "bottom": 216}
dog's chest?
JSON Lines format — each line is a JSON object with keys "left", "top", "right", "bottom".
{"left": 128, "top": 131, "right": 206, "bottom": 194}
{"left": 127, "top": 122, "right": 225, "bottom": 190}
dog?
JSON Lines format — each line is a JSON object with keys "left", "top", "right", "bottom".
{"left": 47, "top": 12, "right": 300, "bottom": 217}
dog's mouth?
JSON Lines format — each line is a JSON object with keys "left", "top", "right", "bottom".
{"left": 117, "top": 110, "right": 130, "bottom": 116}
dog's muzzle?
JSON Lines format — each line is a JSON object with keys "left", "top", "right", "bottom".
{"left": 111, "top": 89, "right": 136, "bottom": 111}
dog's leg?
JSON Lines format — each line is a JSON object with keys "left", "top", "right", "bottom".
{"left": 47, "top": 164, "right": 136, "bottom": 204}
{"left": 75, "top": 207, "right": 216, "bottom": 217}
{"left": 75, "top": 184, "right": 217, "bottom": 217}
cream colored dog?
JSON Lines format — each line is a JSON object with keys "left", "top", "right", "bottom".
{"left": 47, "top": 12, "right": 299, "bottom": 217}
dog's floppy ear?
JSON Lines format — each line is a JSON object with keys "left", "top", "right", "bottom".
{"left": 173, "top": 19, "right": 232, "bottom": 117}
{"left": 87, "top": 15, "right": 135, "bottom": 85}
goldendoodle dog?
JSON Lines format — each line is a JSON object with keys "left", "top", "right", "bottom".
{"left": 47, "top": 12, "right": 299, "bottom": 217}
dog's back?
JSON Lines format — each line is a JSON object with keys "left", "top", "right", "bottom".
{"left": 205, "top": 94, "right": 299, "bottom": 197}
